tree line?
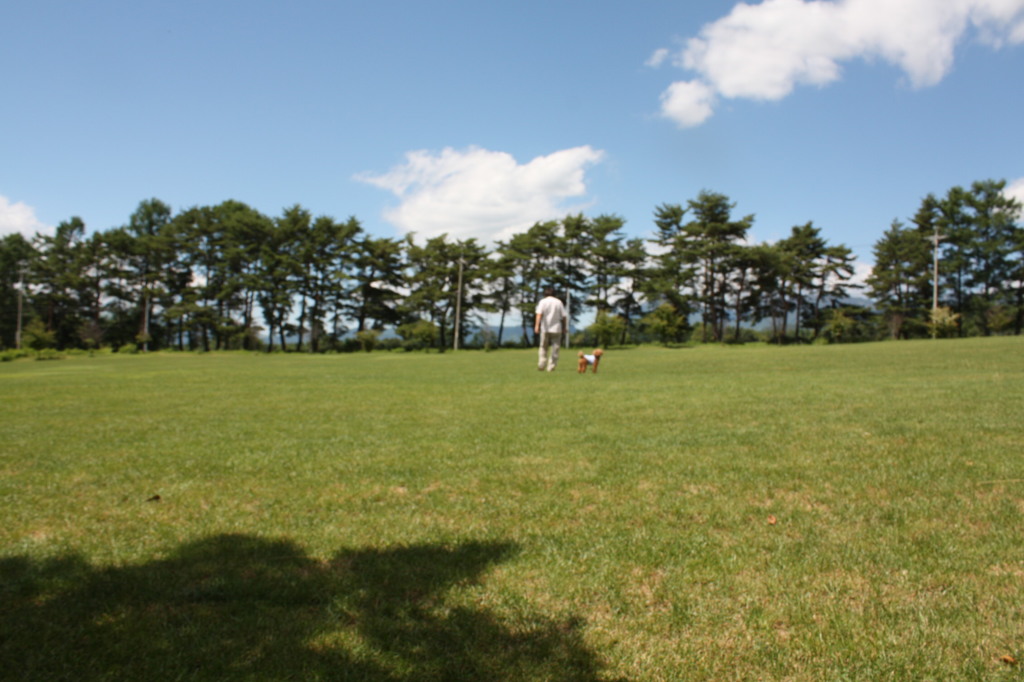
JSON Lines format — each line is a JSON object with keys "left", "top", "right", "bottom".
{"left": 1, "top": 179, "right": 1020, "bottom": 353}
{"left": 867, "top": 179, "right": 1024, "bottom": 338}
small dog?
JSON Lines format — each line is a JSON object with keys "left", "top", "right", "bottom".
{"left": 577, "top": 348, "right": 603, "bottom": 374}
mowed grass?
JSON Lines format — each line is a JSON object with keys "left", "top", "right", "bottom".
{"left": 2, "top": 339, "right": 1023, "bottom": 680}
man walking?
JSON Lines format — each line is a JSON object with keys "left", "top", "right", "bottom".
{"left": 534, "top": 287, "right": 567, "bottom": 372}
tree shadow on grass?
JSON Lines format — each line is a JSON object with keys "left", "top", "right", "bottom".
{"left": 1, "top": 535, "right": 618, "bottom": 681}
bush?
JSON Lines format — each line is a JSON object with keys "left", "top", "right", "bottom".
{"left": 986, "top": 305, "right": 1015, "bottom": 334}
{"left": 376, "top": 337, "right": 402, "bottom": 352}
{"left": 823, "top": 306, "right": 881, "bottom": 343}
{"left": 467, "top": 329, "right": 498, "bottom": 351}
{"left": 355, "top": 330, "right": 381, "bottom": 352}
{"left": 502, "top": 335, "right": 531, "bottom": 349}
{"left": 640, "top": 304, "right": 688, "bottom": 345}
{"left": 23, "top": 319, "right": 55, "bottom": 351}
{"left": 724, "top": 327, "right": 760, "bottom": 344}
{"left": 78, "top": 320, "right": 104, "bottom": 352}
{"left": 929, "top": 306, "right": 960, "bottom": 339}
{"left": 337, "top": 338, "right": 363, "bottom": 353}
{"left": 586, "top": 311, "right": 626, "bottom": 348}
{"left": 397, "top": 320, "right": 439, "bottom": 351}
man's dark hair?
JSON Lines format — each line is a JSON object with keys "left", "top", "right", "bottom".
{"left": 543, "top": 287, "right": 555, "bottom": 297}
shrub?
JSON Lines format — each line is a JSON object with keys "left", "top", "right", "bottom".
{"left": 928, "top": 306, "right": 961, "bottom": 339}
{"left": 23, "top": 319, "right": 55, "bottom": 351}
{"left": 640, "top": 304, "right": 687, "bottom": 345}
{"left": 586, "top": 311, "right": 626, "bottom": 348}
{"left": 355, "top": 329, "right": 381, "bottom": 352}
{"left": 397, "top": 320, "right": 439, "bottom": 351}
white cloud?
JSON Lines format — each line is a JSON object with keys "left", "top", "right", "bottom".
{"left": 0, "top": 196, "right": 51, "bottom": 239}
{"left": 356, "top": 146, "right": 605, "bottom": 243}
{"left": 660, "top": 80, "right": 717, "bottom": 128}
{"left": 850, "top": 259, "right": 873, "bottom": 289}
{"left": 657, "top": 0, "right": 1024, "bottom": 127}
{"left": 1005, "top": 176, "right": 1024, "bottom": 207}
{"left": 645, "top": 47, "right": 670, "bottom": 68}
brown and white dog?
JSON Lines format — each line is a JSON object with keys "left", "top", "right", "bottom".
{"left": 577, "top": 348, "right": 603, "bottom": 374}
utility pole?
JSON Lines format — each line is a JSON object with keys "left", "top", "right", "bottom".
{"left": 15, "top": 263, "right": 26, "bottom": 350}
{"left": 453, "top": 258, "right": 466, "bottom": 350}
{"left": 565, "top": 289, "right": 571, "bottom": 349}
{"left": 142, "top": 290, "right": 151, "bottom": 352}
{"left": 925, "top": 226, "right": 946, "bottom": 338}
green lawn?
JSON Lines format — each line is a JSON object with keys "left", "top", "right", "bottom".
{"left": 2, "top": 339, "right": 1023, "bottom": 680}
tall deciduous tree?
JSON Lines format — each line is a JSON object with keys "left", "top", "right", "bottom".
{"left": 217, "top": 201, "right": 271, "bottom": 349}
{"left": 347, "top": 235, "right": 405, "bottom": 333}
{"left": 962, "top": 179, "right": 1020, "bottom": 335}
{"left": 681, "top": 191, "right": 753, "bottom": 342}
{"left": 647, "top": 203, "right": 695, "bottom": 335}
{"left": 1011, "top": 220, "right": 1024, "bottom": 335}
{"left": 910, "top": 180, "right": 1022, "bottom": 337}
{"left": 296, "top": 215, "right": 361, "bottom": 352}
{"left": 777, "top": 222, "right": 827, "bottom": 340}
{"left": 774, "top": 222, "right": 856, "bottom": 341}
{"left": 934, "top": 186, "right": 972, "bottom": 334}
{"left": 127, "top": 199, "right": 174, "bottom": 351}
{"left": 750, "top": 243, "right": 791, "bottom": 342}
{"left": 611, "top": 238, "right": 650, "bottom": 344}
{"left": 807, "top": 244, "right": 857, "bottom": 340}
{"left": 556, "top": 214, "right": 591, "bottom": 318}
{"left": 727, "top": 243, "right": 763, "bottom": 341}
{"left": 33, "top": 217, "right": 89, "bottom": 349}
{"left": 403, "top": 234, "right": 488, "bottom": 351}
{"left": 583, "top": 214, "right": 627, "bottom": 315}
{"left": 482, "top": 248, "right": 518, "bottom": 346}
{"left": 867, "top": 220, "right": 931, "bottom": 339}
{"left": 258, "top": 207, "right": 304, "bottom": 351}
{"left": 498, "top": 223, "right": 559, "bottom": 345}
{"left": 0, "top": 233, "right": 35, "bottom": 349}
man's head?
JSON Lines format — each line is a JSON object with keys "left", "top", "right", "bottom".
{"left": 543, "top": 287, "right": 555, "bottom": 298}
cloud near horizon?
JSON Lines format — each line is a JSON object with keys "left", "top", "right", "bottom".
{"left": 0, "top": 196, "right": 51, "bottom": 239}
{"left": 356, "top": 146, "right": 605, "bottom": 244}
{"left": 1006, "top": 177, "right": 1024, "bottom": 207}
{"left": 652, "top": 0, "right": 1024, "bottom": 127}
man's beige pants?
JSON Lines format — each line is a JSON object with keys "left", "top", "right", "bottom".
{"left": 537, "top": 330, "right": 561, "bottom": 371}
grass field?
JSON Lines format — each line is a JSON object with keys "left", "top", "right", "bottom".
{"left": 2, "top": 338, "right": 1024, "bottom": 680}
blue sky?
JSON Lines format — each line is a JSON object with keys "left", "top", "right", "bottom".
{"left": 3, "top": 0, "right": 1023, "bottom": 283}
